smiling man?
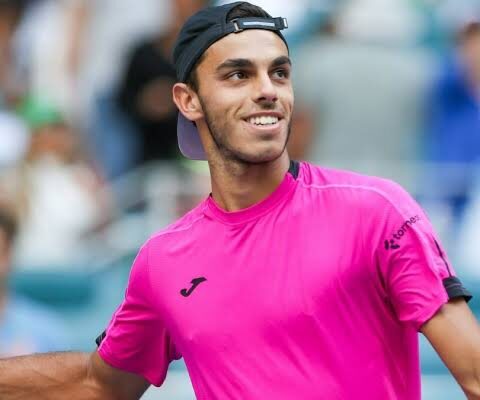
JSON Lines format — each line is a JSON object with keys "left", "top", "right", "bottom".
{"left": 177, "top": 30, "right": 292, "bottom": 164}
{"left": 1, "top": 2, "right": 480, "bottom": 400}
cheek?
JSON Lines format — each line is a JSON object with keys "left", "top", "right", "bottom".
{"left": 201, "top": 88, "right": 232, "bottom": 113}
{"left": 206, "top": 94, "right": 244, "bottom": 125}
{"left": 283, "top": 86, "right": 294, "bottom": 106}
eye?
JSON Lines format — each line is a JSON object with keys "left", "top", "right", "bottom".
{"left": 228, "top": 71, "right": 248, "bottom": 80}
{"left": 273, "top": 68, "right": 290, "bottom": 79}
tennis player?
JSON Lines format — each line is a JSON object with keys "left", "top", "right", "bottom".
{"left": 1, "top": 2, "right": 479, "bottom": 399}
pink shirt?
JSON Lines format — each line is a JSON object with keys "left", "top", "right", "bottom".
{"left": 98, "top": 161, "right": 470, "bottom": 399}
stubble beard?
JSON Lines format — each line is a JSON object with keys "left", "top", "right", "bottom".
{"left": 199, "top": 96, "right": 292, "bottom": 166}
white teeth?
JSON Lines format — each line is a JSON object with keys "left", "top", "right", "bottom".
{"left": 248, "top": 116, "right": 279, "bottom": 126}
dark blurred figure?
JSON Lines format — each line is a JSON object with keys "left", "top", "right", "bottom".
{"left": 0, "top": 0, "right": 29, "bottom": 107}
{"left": 0, "top": 205, "right": 69, "bottom": 356}
{"left": 425, "top": 19, "right": 480, "bottom": 222}
{"left": 117, "top": 0, "right": 208, "bottom": 165}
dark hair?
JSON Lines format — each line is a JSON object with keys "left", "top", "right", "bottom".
{"left": 0, "top": 209, "right": 17, "bottom": 245}
{"left": 0, "top": 0, "right": 28, "bottom": 18}
{"left": 458, "top": 21, "right": 480, "bottom": 43}
{"left": 185, "top": 2, "right": 271, "bottom": 91}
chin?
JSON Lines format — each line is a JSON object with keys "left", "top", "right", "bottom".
{"left": 236, "top": 144, "right": 286, "bottom": 164}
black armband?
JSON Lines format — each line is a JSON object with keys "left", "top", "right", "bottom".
{"left": 95, "top": 330, "right": 107, "bottom": 347}
{"left": 443, "top": 276, "right": 472, "bottom": 302}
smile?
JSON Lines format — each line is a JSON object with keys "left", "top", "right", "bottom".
{"left": 247, "top": 115, "right": 279, "bottom": 126}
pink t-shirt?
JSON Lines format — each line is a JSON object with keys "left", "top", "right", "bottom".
{"left": 98, "top": 161, "right": 470, "bottom": 399}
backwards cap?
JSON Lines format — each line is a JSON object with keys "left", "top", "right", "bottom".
{"left": 172, "top": 1, "right": 288, "bottom": 160}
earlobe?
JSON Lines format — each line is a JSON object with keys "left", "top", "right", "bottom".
{"left": 172, "top": 83, "right": 203, "bottom": 121}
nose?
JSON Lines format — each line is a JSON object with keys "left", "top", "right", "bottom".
{"left": 254, "top": 72, "right": 278, "bottom": 104}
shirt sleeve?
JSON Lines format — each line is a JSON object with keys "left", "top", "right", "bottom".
{"left": 370, "top": 180, "right": 472, "bottom": 331}
{"left": 97, "top": 243, "right": 181, "bottom": 386}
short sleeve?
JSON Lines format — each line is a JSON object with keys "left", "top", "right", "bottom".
{"left": 97, "top": 243, "right": 181, "bottom": 386}
{"left": 370, "top": 180, "right": 472, "bottom": 331}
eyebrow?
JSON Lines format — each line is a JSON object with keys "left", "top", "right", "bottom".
{"left": 271, "top": 56, "right": 292, "bottom": 68}
{"left": 216, "top": 58, "right": 254, "bottom": 72}
{"left": 215, "top": 56, "right": 292, "bottom": 73}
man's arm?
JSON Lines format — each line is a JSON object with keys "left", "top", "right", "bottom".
{"left": 0, "top": 351, "right": 150, "bottom": 400}
{"left": 421, "top": 298, "right": 480, "bottom": 400}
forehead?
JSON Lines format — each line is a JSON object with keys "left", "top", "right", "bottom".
{"left": 201, "top": 30, "right": 289, "bottom": 68}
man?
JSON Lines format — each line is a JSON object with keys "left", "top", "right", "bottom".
{"left": 0, "top": 2, "right": 479, "bottom": 399}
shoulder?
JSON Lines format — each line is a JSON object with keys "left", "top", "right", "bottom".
{"left": 300, "top": 161, "right": 408, "bottom": 197}
{"left": 141, "top": 200, "right": 208, "bottom": 254}
{"left": 297, "top": 162, "right": 418, "bottom": 218}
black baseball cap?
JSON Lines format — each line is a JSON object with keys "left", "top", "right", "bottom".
{"left": 173, "top": 1, "right": 289, "bottom": 160}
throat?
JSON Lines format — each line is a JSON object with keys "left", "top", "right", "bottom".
{"left": 209, "top": 156, "right": 290, "bottom": 212}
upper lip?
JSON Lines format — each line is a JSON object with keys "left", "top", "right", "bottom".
{"left": 244, "top": 111, "right": 283, "bottom": 120}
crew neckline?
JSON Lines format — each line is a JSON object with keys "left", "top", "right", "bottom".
{"left": 205, "top": 163, "right": 300, "bottom": 225}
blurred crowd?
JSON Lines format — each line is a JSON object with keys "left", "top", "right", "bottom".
{"left": 0, "top": 0, "right": 479, "bottom": 355}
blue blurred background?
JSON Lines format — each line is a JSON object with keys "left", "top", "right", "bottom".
{"left": 0, "top": 0, "right": 479, "bottom": 398}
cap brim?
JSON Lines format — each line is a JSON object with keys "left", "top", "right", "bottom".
{"left": 177, "top": 112, "right": 206, "bottom": 160}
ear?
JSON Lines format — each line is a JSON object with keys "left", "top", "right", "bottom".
{"left": 172, "top": 83, "right": 204, "bottom": 122}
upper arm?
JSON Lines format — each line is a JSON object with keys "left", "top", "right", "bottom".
{"left": 367, "top": 179, "right": 472, "bottom": 330}
{"left": 421, "top": 298, "right": 480, "bottom": 398}
{"left": 95, "top": 243, "right": 181, "bottom": 386}
{"left": 87, "top": 351, "right": 150, "bottom": 400}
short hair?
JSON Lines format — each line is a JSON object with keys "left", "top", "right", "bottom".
{"left": 185, "top": 2, "right": 271, "bottom": 91}
{"left": 0, "top": 208, "right": 17, "bottom": 245}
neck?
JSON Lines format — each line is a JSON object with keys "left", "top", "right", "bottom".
{"left": 209, "top": 152, "right": 290, "bottom": 212}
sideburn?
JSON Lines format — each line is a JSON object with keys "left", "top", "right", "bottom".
{"left": 197, "top": 95, "right": 292, "bottom": 164}
{"left": 197, "top": 95, "right": 240, "bottom": 161}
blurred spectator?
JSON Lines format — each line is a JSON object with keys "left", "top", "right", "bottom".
{"left": 0, "top": 0, "right": 28, "bottom": 107}
{"left": 8, "top": 96, "right": 110, "bottom": 268}
{"left": 75, "top": 0, "right": 168, "bottom": 113}
{"left": 117, "top": 0, "right": 209, "bottom": 166}
{"left": 0, "top": 205, "right": 69, "bottom": 356}
{"left": 77, "top": 0, "right": 171, "bottom": 179}
{"left": 293, "top": 0, "right": 432, "bottom": 187}
{"left": 14, "top": 0, "right": 168, "bottom": 179}
{"left": 423, "top": 19, "right": 480, "bottom": 223}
